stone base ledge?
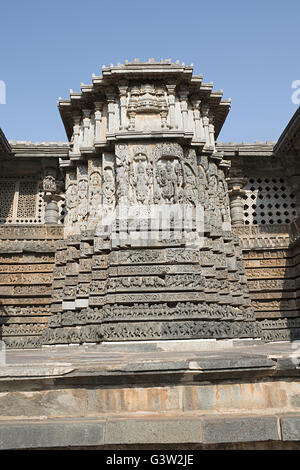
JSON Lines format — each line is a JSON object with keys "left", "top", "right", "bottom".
{"left": 0, "top": 225, "right": 63, "bottom": 240}
{"left": 100, "top": 337, "right": 262, "bottom": 352}
{"left": 2, "top": 340, "right": 300, "bottom": 385}
{"left": 0, "top": 413, "right": 299, "bottom": 449}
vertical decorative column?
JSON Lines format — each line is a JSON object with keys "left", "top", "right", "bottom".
{"left": 82, "top": 109, "right": 91, "bottom": 147}
{"left": 118, "top": 82, "right": 128, "bottom": 130}
{"left": 227, "top": 177, "right": 248, "bottom": 226}
{"left": 208, "top": 112, "right": 216, "bottom": 150}
{"left": 106, "top": 88, "right": 116, "bottom": 133}
{"left": 72, "top": 114, "right": 81, "bottom": 156}
{"left": 127, "top": 86, "right": 139, "bottom": 130}
{"left": 94, "top": 102, "right": 103, "bottom": 142}
{"left": 42, "top": 168, "right": 61, "bottom": 224}
{"left": 64, "top": 169, "right": 77, "bottom": 235}
{"left": 179, "top": 89, "right": 189, "bottom": 131}
{"left": 192, "top": 99, "right": 204, "bottom": 141}
{"left": 166, "top": 84, "right": 176, "bottom": 129}
{"left": 201, "top": 103, "right": 210, "bottom": 147}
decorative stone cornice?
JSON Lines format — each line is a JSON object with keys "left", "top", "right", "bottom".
{"left": 216, "top": 142, "right": 275, "bottom": 157}
{"left": 0, "top": 225, "right": 63, "bottom": 240}
{"left": 57, "top": 60, "right": 231, "bottom": 157}
{"left": 0, "top": 128, "right": 11, "bottom": 155}
{"left": 233, "top": 224, "right": 291, "bottom": 249}
{"left": 8, "top": 141, "right": 69, "bottom": 159}
{"left": 274, "top": 106, "right": 300, "bottom": 156}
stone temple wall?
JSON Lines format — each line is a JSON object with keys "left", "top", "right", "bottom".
{"left": 0, "top": 148, "right": 299, "bottom": 347}
{"left": 0, "top": 61, "right": 300, "bottom": 348}
{"left": 44, "top": 232, "right": 258, "bottom": 345}
{"left": 0, "top": 147, "right": 65, "bottom": 348}
{"left": 43, "top": 143, "right": 259, "bottom": 345}
{"left": 225, "top": 146, "right": 300, "bottom": 343}
{"left": 0, "top": 226, "right": 62, "bottom": 348}
{"left": 233, "top": 224, "right": 300, "bottom": 342}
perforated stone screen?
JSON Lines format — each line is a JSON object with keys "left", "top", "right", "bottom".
{"left": 0, "top": 178, "right": 44, "bottom": 224}
{"left": 0, "top": 181, "right": 15, "bottom": 219}
{"left": 243, "top": 177, "right": 296, "bottom": 225}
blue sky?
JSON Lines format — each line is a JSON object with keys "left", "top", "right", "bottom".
{"left": 0, "top": 0, "right": 299, "bottom": 143}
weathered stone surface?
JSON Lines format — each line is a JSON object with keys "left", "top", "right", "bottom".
{"left": 105, "top": 417, "right": 202, "bottom": 445}
{"left": 200, "top": 416, "right": 280, "bottom": 444}
{"left": 0, "top": 420, "right": 105, "bottom": 450}
{"left": 0, "top": 415, "right": 292, "bottom": 449}
{"left": 0, "top": 264, "right": 54, "bottom": 273}
{"left": 1, "top": 61, "right": 300, "bottom": 348}
{"left": 0, "top": 225, "right": 63, "bottom": 240}
{"left": 281, "top": 415, "right": 300, "bottom": 441}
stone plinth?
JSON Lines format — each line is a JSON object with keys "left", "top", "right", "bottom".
{"left": 1, "top": 341, "right": 300, "bottom": 449}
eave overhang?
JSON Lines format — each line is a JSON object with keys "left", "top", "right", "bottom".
{"left": 274, "top": 106, "right": 300, "bottom": 156}
{"left": 57, "top": 60, "right": 231, "bottom": 142}
{"left": 0, "top": 128, "right": 12, "bottom": 155}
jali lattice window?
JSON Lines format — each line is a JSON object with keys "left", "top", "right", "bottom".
{"left": 0, "top": 178, "right": 44, "bottom": 224}
{"left": 243, "top": 177, "right": 296, "bottom": 225}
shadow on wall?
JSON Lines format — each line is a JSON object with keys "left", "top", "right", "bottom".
{"left": 242, "top": 173, "right": 300, "bottom": 342}
{"left": 283, "top": 218, "right": 300, "bottom": 341}
{"left": 0, "top": 291, "right": 9, "bottom": 351}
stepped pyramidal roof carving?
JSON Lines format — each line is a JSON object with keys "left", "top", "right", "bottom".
{"left": 57, "top": 59, "right": 231, "bottom": 162}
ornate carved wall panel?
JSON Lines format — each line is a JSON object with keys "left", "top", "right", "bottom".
{"left": 44, "top": 138, "right": 259, "bottom": 345}
{"left": 2, "top": 61, "right": 300, "bottom": 347}
{"left": 233, "top": 200, "right": 300, "bottom": 342}
{"left": 0, "top": 226, "right": 62, "bottom": 348}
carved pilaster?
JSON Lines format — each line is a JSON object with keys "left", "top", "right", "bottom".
{"left": 82, "top": 109, "right": 91, "bottom": 147}
{"left": 118, "top": 83, "right": 128, "bottom": 130}
{"left": 105, "top": 89, "right": 116, "bottom": 133}
{"left": 88, "top": 158, "right": 102, "bottom": 223}
{"left": 166, "top": 84, "right": 176, "bottom": 129}
{"left": 72, "top": 115, "right": 81, "bottom": 155}
{"left": 227, "top": 177, "right": 248, "bottom": 226}
{"left": 179, "top": 89, "right": 189, "bottom": 131}
{"left": 77, "top": 163, "right": 88, "bottom": 227}
{"left": 157, "top": 87, "right": 168, "bottom": 129}
{"left": 127, "top": 110, "right": 135, "bottom": 130}
{"left": 201, "top": 103, "right": 210, "bottom": 148}
{"left": 127, "top": 86, "right": 139, "bottom": 130}
{"left": 192, "top": 99, "right": 204, "bottom": 141}
{"left": 208, "top": 112, "right": 216, "bottom": 150}
{"left": 94, "top": 102, "right": 103, "bottom": 142}
{"left": 42, "top": 167, "right": 61, "bottom": 224}
{"left": 160, "top": 109, "right": 168, "bottom": 129}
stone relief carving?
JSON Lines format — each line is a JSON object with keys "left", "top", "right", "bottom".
{"left": 130, "top": 152, "right": 152, "bottom": 204}
{"left": 42, "top": 168, "right": 57, "bottom": 193}
{"left": 154, "top": 158, "right": 183, "bottom": 204}
{"left": 88, "top": 158, "right": 102, "bottom": 221}
{"left": 65, "top": 171, "right": 78, "bottom": 226}
{"left": 126, "top": 84, "right": 168, "bottom": 131}
{"left": 37, "top": 138, "right": 282, "bottom": 347}
{"left": 102, "top": 167, "right": 115, "bottom": 208}
{"left": 115, "top": 144, "right": 129, "bottom": 204}
{"left": 135, "top": 84, "right": 167, "bottom": 114}
{"left": 184, "top": 164, "right": 198, "bottom": 206}
{"left": 77, "top": 179, "right": 88, "bottom": 223}
{"left": 89, "top": 172, "right": 101, "bottom": 217}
